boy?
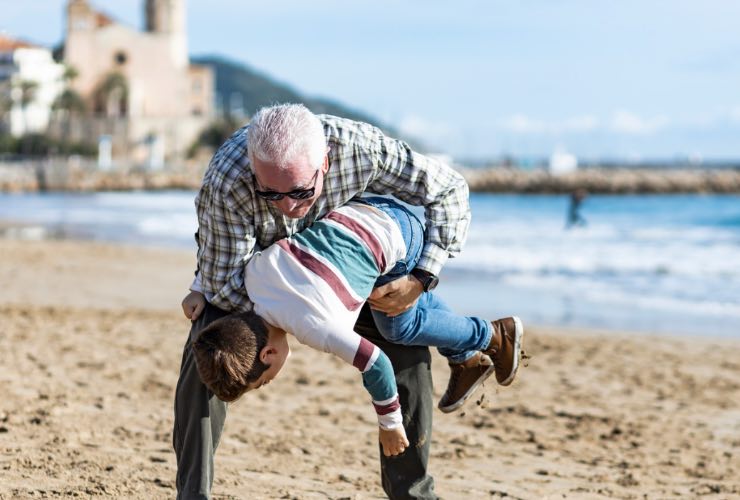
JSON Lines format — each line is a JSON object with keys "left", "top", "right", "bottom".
{"left": 183, "top": 197, "right": 523, "bottom": 456}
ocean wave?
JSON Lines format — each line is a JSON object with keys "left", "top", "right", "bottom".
{"left": 490, "top": 271, "right": 740, "bottom": 317}
{"left": 3, "top": 191, "right": 739, "bottom": 334}
{"left": 450, "top": 239, "right": 740, "bottom": 280}
{"left": 94, "top": 191, "right": 196, "bottom": 211}
{"left": 137, "top": 215, "right": 198, "bottom": 239}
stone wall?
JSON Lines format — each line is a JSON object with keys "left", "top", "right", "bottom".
{"left": 462, "top": 167, "right": 740, "bottom": 194}
{"left": 2, "top": 161, "right": 740, "bottom": 194}
{"left": 0, "top": 158, "right": 207, "bottom": 192}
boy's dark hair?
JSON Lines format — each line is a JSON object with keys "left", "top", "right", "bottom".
{"left": 192, "top": 311, "right": 270, "bottom": 402}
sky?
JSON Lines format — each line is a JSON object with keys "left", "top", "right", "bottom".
{"left": 3, "top": 0, "right": 740, "bottom": 161}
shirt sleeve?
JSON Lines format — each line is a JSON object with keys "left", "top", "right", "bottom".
{"left": 298, "top": 322, "right": 403, "bottom": 430}
{"left": 364, "top": 127, "right": 471, "bottom": 276}
{"left": 192, "top": 125, "right": 266, "bottom": 312}
{"left": 194, "top": 179, "right": 256, "bottom": 312}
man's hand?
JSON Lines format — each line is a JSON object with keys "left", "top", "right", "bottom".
{"left": 379, "top": 426, "right": 409, "bottom": 457}
{"left": 181, "top": 291, "right": 206, "bottom": 321}
{"left": 368, "top": 275, "right": 423, "bottom": 317}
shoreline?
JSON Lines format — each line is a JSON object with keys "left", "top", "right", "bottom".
{"left": 1, "top": 238, "right": 738, "bottom": 498}
{"left": 2, "top": 228, "right": 738, "bottom": 339}
{"left": 2, "top": 161, "right": 740, "bottom": 194}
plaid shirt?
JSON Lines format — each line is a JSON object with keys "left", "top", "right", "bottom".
{"left": 193, "top": 115, "right": 471, "bottom": 312}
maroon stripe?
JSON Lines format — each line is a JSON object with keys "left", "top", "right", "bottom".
{"left": 352, "top": 338, "right": 375, "bottom": 371}
{"left": 373, "top": 396, "right": 401, "bottom": 416}
{"left": 277, "top": 239, "right": 363, "bottom": 311}
{"left": 326, "top": 212, "right": 386, "bottom": 272}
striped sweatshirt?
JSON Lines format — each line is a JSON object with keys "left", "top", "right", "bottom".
{"left": 244, "top": 201, "right": 407, "bottom": 430}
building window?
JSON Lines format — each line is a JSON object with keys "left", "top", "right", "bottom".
{"left": 114, "top": 51, "right": 128, "bottom": 65}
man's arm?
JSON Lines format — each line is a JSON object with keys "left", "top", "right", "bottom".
{"left": 193, "top": 182, "right": 258, "bottom": 312}
{"left": 365, "top": 130, "right": 471, "bottom": 277}
{"left": 357, "top": 127, "right": 470, "bottom": 314}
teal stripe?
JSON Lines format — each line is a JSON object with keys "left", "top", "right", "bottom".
{"left": 362, "top": 352, "right": 397, "bottom": 402}
{"left": 292, "top": 220, "right": 378, "bottom": 298}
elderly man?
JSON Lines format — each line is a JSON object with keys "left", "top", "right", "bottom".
{"left": 174, "top": 103, "right": 492, "bottom": 499}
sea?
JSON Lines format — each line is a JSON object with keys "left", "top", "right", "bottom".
{"left": 1, "top": 190, "right": 738, "bottom": 337}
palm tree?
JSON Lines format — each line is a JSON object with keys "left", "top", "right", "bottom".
{"left": 53, "top": 65, "right": 86, "bottom": 146}
{"left": 53, "top": 89, "right": 86, "bottom": 115}
{"left": 19, "top": 79, "right": 38, "bottom": 135}
{"left": 52, "top": 88, "right": 86, "bottom": 145}
{"left": 16, "top": 80, "right": 39, "bottom": 155}
{"left": 0, "top": 78, "right": 41, "bottom": 137}
{"left": 0, "top": 80, "right": 12, "bottom": 134}
{"left": 62, "top": 65, "right": 79, "bottom": 84}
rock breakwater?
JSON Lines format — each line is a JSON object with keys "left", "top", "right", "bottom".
{"left": 2, "top": 161, "right": 740, "bottom": 194}
{"left": 462, "top": 167, "right": 740, "bottom": 194}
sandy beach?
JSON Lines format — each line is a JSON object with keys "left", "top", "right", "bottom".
{"left": 1, "top": 238, "right": 739, "bottom": 499}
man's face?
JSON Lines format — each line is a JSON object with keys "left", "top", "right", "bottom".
{"left": 252, "top": 154, "right": 328, "bottom": 219}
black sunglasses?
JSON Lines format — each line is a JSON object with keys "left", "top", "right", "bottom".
{"left": 254, "top": 170, "right": 320, "bottom": 201}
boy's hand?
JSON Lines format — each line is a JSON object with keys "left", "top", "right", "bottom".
{"left": 379, "top": 426, "right": 409, "bottom": 457}
{"left": 181, "top": 291, "right": 206, "bottom": 321}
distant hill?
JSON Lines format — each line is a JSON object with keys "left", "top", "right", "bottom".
{"left": 191, "top": 55, "right": 396, "bottom": 135}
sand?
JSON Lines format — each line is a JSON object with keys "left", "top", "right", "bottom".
{"left": 1, "top": 238, "right": 739, "bottom": 499}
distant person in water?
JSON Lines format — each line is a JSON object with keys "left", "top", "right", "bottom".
{"left": 566, "top": 189, "right": 588, "bottom": 228}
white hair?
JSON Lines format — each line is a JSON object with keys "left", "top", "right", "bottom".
{"left": 247, "top": 103, "right": 326, "bottom": 170}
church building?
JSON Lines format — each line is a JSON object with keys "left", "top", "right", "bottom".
{"left": 62, "top": 0, "right": 214, "bottom": 165}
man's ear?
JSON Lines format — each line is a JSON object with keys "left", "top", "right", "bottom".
{"left": 321, "top": 152, "right": 330, "bottom": 174}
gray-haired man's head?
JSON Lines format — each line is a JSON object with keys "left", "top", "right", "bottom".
{"left": 247, "top": 104, "right": 329, "bottom": 219}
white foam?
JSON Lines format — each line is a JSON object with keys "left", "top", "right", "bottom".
{"left": 137, "top": 214, "right": 198, "bottom": 238}
{"left": 2, "top": 191, "right": 738, "bottom": 331}
{"left": 448, "top": 196, "right": 740, "bottom": 321}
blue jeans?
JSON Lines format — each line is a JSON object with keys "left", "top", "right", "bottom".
{"left": 361, "top": 196, "right": 491, "bottom": 364}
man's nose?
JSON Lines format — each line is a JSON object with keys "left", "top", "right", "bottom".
{"left": 275, "top": 197, "right": 299, "bottom": 213}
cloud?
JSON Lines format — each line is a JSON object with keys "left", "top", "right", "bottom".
{"left": 562, "top": 115, "right": 599, "bottom": 132}
{"left": 730, "top": 106, "right": 740, "bottom": 123}
{"left": 500, "top": 114, "right": 599, "bottom": 134}
{"left": 502, "top": 114, "right": 547, "bottom": 133}
{"left": 500, "top": 111, "right": 680, "bottom": 136}
{"left": 610, "top": 110, "right": 669, "bottom": 135}
{"left": 398, "top": 114, "right": 461, "bottom": 145}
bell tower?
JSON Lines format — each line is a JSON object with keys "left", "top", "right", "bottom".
{"left": 67, "top": 0, "right": 94, "bottom": 33}
{"left": 144, "top": 0, "right": 187, "bottom": 68}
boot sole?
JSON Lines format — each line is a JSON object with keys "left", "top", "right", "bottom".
{"left": 437, "top": 362, "right": 496, "bottom": 414}
{"left": 498, "top": 316, "right": 524, "bottom": 387}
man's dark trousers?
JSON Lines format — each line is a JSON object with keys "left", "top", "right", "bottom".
{"left": 173, "top": 302, "right": 438, "bottom": 500}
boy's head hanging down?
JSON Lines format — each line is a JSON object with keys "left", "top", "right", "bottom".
{"left": 192, "top": 311, "right": 290, "bottom": 402}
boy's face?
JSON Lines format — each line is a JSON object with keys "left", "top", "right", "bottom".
{"left": 246, "top": 324, "right": 290, "bottom": 391}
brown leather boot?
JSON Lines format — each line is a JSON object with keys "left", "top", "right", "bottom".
{"left": 437, "top": 352, "right": 495, "bottom": 414}
{"left": 483, "top": 316, "right": 524, "bottom": 386}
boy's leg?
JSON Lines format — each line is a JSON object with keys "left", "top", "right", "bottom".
{"left": 371, "top": 292, "right": 491, "bottom": 361}
{"left": 371, "top": 293, "right": 503, "bottom": 413}
{"left": 364, "top": 197, "right": 503, "bottom": 412}
{"left": 355, "top": 304, "right": 438, "bottom": 500}
{"left": 173, "top": 302, "right": 231, "bottom": 500}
